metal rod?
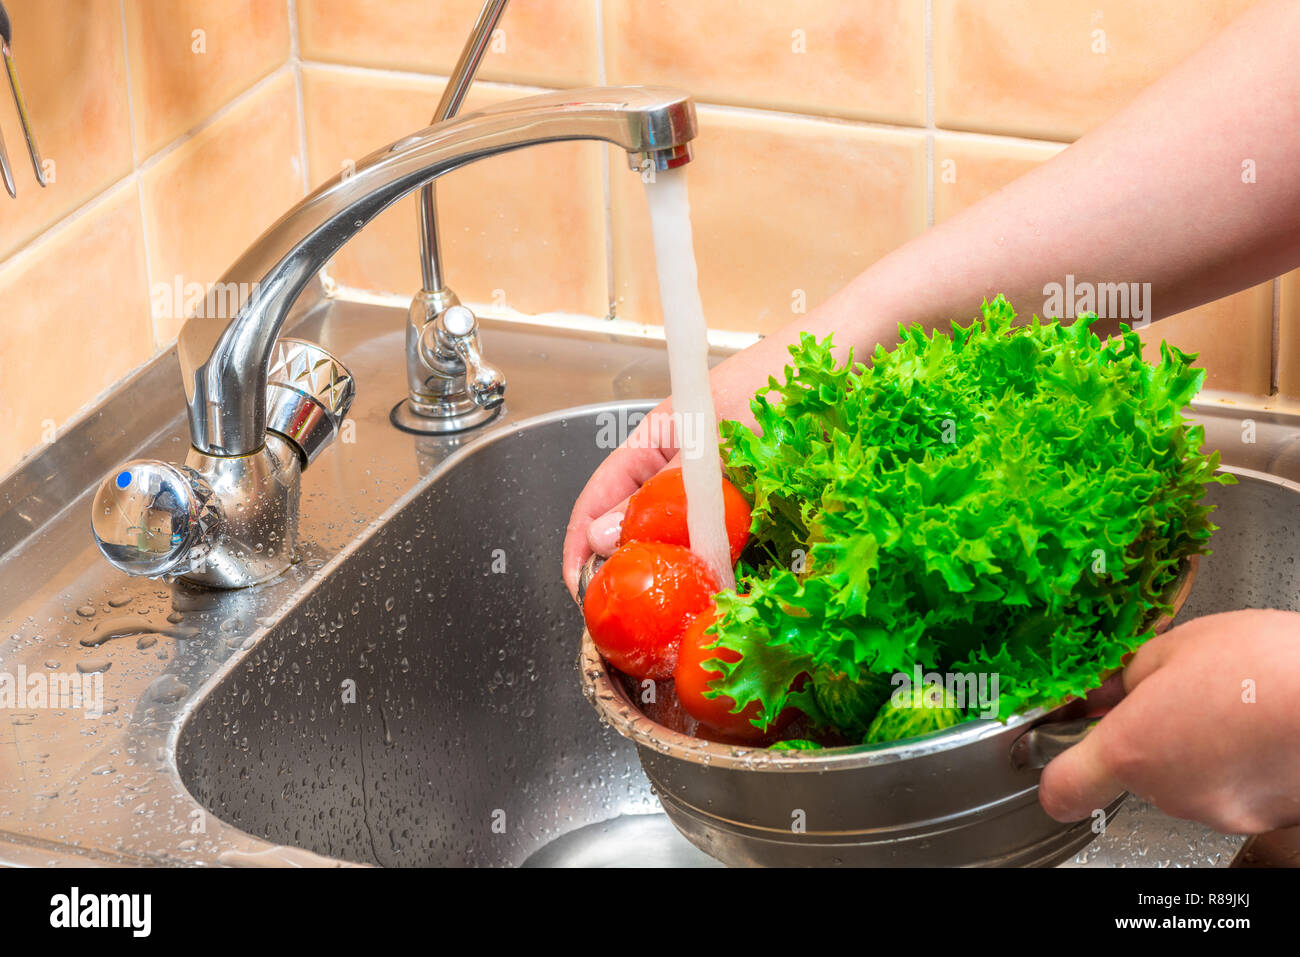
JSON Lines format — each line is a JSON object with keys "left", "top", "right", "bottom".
{"left": 0, "top": 121, "right": 14, "bottom": 197}
{"left": 417, "top": 0, "right": 510, "bottom": 292}
{"left": 3, "top": 41, "right": 45, "bottom": 186}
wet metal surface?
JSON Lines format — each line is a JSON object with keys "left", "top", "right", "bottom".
{"left": 0, "top": 289, "right": 1297, "bottom": 867}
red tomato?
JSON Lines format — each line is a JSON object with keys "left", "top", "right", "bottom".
{"left": 583, "top": 541, "right": 720, "bottom": 680}
{"left": 618, "top": 467, "right": 752, "bottom": 566}
{"left": 673, "top": 610, "right": 794, "bottom": 742}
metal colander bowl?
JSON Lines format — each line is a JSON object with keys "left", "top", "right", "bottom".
{"left": 580, "top": 557, "right": 1198, "bottom": 867}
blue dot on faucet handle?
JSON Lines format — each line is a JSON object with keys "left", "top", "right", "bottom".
{"left": 115, "top": 470, "right": 132, "bottom": 490}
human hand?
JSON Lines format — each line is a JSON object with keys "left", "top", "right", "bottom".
{"left": 1038, "top": 609, "right": 1300, "bottom": 834}
{"left": 561, "top": 332, "right": 799, "bottom": 598}
{"left": 560, "top": 400, "right": 678, "bottom": 598}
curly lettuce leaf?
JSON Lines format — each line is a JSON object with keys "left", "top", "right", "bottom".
{"left": 707, "top": 296, "right": 1229, "bottom": 736}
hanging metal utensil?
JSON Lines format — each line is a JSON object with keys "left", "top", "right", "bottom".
{"left": 0, "top": 1, "right": 46, "bottom": 196}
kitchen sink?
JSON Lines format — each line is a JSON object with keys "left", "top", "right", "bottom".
{"left": 176, "top": 405, "right": 716, "bottom": 867}
{"left": 1, "top": 288, "right": 1297, "bottom": 868}
{"left": 179, "top": 409, "right": 1296, "bottom": 868}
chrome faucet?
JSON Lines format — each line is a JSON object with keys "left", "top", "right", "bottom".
{"left": 394, "top": 0, "right": 510, "bottom": 435}
{"left": 89, "top": 85, "right": 697, "bottom": 588}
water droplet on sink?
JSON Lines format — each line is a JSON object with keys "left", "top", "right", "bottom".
{"left": 83, "top": 616, "right": 195, "bottom": 647}
{"left": 145, "top": 674, "right": 189, "bottom": 704}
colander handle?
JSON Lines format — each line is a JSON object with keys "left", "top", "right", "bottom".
{"left": 1009, "top": 717, "right": 1099, "bottom": 770}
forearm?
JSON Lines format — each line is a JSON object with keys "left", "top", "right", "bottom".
{"left": 565, "top": 0, "right": 1300, "bottom": 587}
{"left": 779, "top": 0, "right": 1300, "bottom": 363}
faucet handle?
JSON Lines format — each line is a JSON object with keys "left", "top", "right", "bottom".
{"left": 90, "top": 462, "right": 222, "bottom": 578}
{"left": 266, "top": 338, "right": 357, "bottom": 466}
{"left": 426, "top": 305, "right": 506, "bottom": 409}
{"left": 457, "top": 336, "right": 506, "bottom": 409}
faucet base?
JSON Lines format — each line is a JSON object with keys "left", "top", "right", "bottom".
{"left": 389, "top": 396, "right": 502, "bottom": 435}
{"left": 180, "top": 435, "right": 302, "bottom": 589}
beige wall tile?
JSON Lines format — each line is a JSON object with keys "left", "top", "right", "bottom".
{"left": 301, "top": 67, "right": 607, "bottom": 316}
{"left": 605, "top": 0, "right": 925, "bottom": 126}
{"left": 0, "top": 187, "right": 152, "bottom": 474}
{"left": 1137, "top": 284, "right": 1274, "bottom": 395}
{"left": 934, "top": 134, "right": 1065, "bottom": 224}
{"left": 933, "top": 0, "right": 1255, "bottom": 141}
{"left": 124, "top": 0, "right": 291, "bottom": 156}
{"left": 1277, "top": 271, "right": 1298, "bottom": 398}
{"left": 139, "top": 73, "right": 304, "bottom": 344}
{"left": 0, "top": 0, "right": 134, "bottom": 261}
{"left": 933, "top": 131, "right": 1272, "bottom": 394}
{"left": 612, "top": 108, "right": 926, "bottom": 334}
{"left": 298, "top": 0, "right": 598, "bottom": 87}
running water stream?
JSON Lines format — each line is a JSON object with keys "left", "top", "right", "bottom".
{"left": 643, "top": 167, "right": 735, "bottom": 591}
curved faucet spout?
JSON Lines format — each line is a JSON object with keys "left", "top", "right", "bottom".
{"left": 177, "top": 85, "right": 696, "bottom": 456}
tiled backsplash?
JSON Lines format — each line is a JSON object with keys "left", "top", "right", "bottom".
{"left": 0, "top": 0, "right": 301, "bottom": 475}
{"left": 0, "top": 0, "right": 1294, "bottom": 479}
{"left": 611, "top": 110, "right": 926, "bottom": 335}
{"left": 301, "top": 68, "right": 609, "bottom": 317}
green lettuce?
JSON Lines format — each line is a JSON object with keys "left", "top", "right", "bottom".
{"left": 705, "top": 296, "right": 1229, "bottom": 739}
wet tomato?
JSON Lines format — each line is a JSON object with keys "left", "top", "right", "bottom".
{"left": 618, "top": 467, "right": 752, "bottom": 565}
{"left": 583, "top": 541, "right": 720, "bottom": 680}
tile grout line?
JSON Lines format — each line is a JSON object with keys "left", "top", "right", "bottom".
{"left": 700, "top": 100, "right": 1071, "bottom": 149}
{"left": 288, "top": 0, "right": 311, "bottom": 197}
{"left": 117, "top": 0, "right": 140, "bottom": 170}
{"left": 595, "top": 0, "right": 616, "bottom": 318}
{"left": 118, "top": 0, "right": 158, "bottom": 346}
{"left": 924, "top": 0, "right": 935, "bottom": 229}
{"left": 287, "top": 0, "right": 329, "bottom": 288}
{"left": 302, "top": 57, "right": 502, "bottom": 89}
{"left": 329, "top": 282, "right": 762, "bottom": 352}
{"left": 1271, "top": 278, "right": 1281, "bottom": 395}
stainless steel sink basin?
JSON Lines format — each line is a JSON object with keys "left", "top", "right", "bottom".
{"left": 176, "top": 405, "right": 715, "bottom": 866}
{"left": 0, "top": 292, "right": 717, "bottom": 868}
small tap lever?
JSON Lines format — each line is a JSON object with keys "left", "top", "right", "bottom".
{"left": 430, "top": 304, "right": 506, "bottom": 410}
